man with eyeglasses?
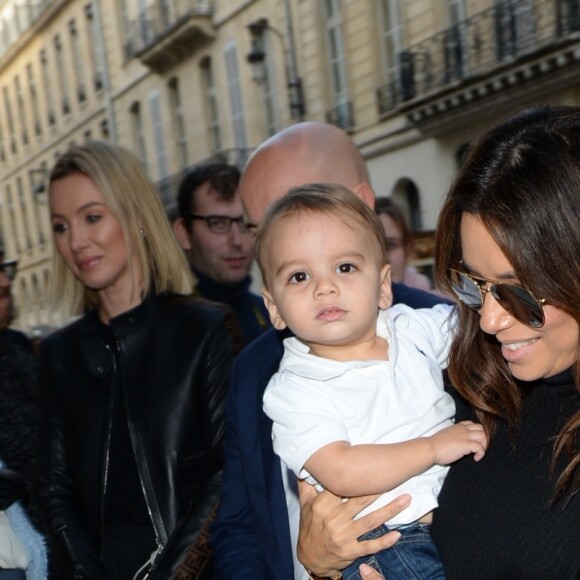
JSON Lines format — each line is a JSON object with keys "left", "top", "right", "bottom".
{"left": 173, "top": 162, "right": 270, "bottom": 346}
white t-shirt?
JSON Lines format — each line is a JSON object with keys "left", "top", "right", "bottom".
{"left": 265, "top": 303, "right": 456, "bottom": 526}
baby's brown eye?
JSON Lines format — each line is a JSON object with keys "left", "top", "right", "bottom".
{"left": 337, "top": 263, "right": 356, "bottom": 273}
{"left": 289, "top": 271, "right": 309, "bottom": 283}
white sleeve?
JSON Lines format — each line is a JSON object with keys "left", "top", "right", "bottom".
{"left": 263, "top": 372, "right": 350, "bottom": 478}
{"left": 409, "top": 304, "right": 457, "bottom": 368}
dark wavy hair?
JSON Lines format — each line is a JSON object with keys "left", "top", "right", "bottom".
{"left": 435, "top": 105, "right": 580, "bottom": 500}
{"left": 176, "top": 162, "right": 241, "bottom": 232}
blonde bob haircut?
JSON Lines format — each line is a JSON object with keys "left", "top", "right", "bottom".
{"left": 255, "top": 182, "right": 388, "bottom": 289}
{"left": 49, "top": 141, "right": 193, "bottom": 316}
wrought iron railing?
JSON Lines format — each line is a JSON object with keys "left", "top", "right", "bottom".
{"left": 377, "top": 0, "right": 580, "bottom": 116}
{"left": 0, "top": 0, "right": 52, "bottom": 59}
{"left": 125, "top": 0, "right": 212, "bottom": 57}
{"left": 326, "top": 100, "right": 354, "bottom": 131}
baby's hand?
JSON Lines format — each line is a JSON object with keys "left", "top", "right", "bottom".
{"left": 429, "top": 421, "right": 487, "bottom": 465}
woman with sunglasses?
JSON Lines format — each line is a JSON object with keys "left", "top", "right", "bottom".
{"left": 39, "top": 142, "right": 234, "bottom": 579}
{"left": 297, "top": 106, "right": 580, "bottom": 580}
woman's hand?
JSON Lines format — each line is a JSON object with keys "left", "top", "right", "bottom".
{"left": 297, "top": 479, "right": 411, "bottom": 577}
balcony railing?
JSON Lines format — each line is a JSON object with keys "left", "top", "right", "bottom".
{"left": 0, "top": 0, "right": 52, "bottom": 60}
{"left": 126, "top": 0, "right": 214, "bottom": 70}
{"left": 326, "top": 101, "right": 354, "bottom": 131}
{"left": 377, "top": 0, "right": 580, "bottom": 116}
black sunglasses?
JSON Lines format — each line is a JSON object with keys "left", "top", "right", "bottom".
{"left": 447, "top": 269, "right": 545, "bottom": 329}
{"left": 188, "top": 214, "right": 255, "bottom": 235}
{"left": 0, "top": 259, "right": 17, "bottom": 281}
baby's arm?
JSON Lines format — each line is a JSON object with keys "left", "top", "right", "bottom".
{"left": 304, "top": 421, "right": 487, "bottom": 497}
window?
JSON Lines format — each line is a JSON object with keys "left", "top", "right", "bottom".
{"left": 200, "top": 57, "right": 221, "bottom": 153}
{"left": 323, "top": 0, "right": 351, "bottom": 128}
{"left": 0, "top": 20, "right": 8, "bottom": 54}
{"left": 5, "top": 185, "right": 21, "bottom": 254}
{"left": 224, "top": 43, "right": 248, "bottom": 150}
{"left": 85, "top": 3, "right": 104, "bottom": 91}
{"left": 100, "top": 119, "right": 109, "bottom": 139}
{"left": 40, "top": 50, "right": 56, "bottom": 125}
{"left": 16, "top": 177, "right": 32, "bottom": 250}
{"left": 445, "top": 0, "right": 467, "bottom": 79}
{"left": 0, "top": 120, "right": 6, "bottom": 162}
{"left": 119, "top": 0, "right": 132, "bottom": 57}
{"left": 29, "top": 162, "right": 47, "bottom": 244}
{"left": 168, "top": 78, "right": 188, "bottom": 168}
{"left": 261, "top": 33, "right": 281, "bottom": 135}
{"left": 3, "top": 87, "right": 17, "bottom": 154}
{"left": 447, "top": 0, "right": 467, "bottom": 24}
{"left": 14, "top": 76, "right": 28, "bottom": 146}
{"left": 54, "top": 35, "right": 71, "bottom": 115}
{"left": 378, "top": 0, "right": 404, "bottom": 101}
{"left": 69, "top": 20, "right": 87, "bottom": 103}
{"left": 149, "top": 91, "right": 169, "bottom": 179}
{"left": 130, "top": 102, "right": 148, "bottom": 171}
{"left": 26, "top": 64, "right": 42, "bottom": 137}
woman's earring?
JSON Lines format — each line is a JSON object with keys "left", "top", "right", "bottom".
{"left": 139, "top": 227, "right": 145, "bottom": 236}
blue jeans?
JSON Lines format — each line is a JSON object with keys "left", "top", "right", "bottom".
{"left": 0, "top": 571, "right": 26, "bottom": 580}
{"left": 342, "top": 522, "right": 446, "bottom": 580}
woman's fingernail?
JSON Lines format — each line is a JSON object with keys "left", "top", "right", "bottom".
{"left": 398, "top": 494, "right": 412, "bottom": 506}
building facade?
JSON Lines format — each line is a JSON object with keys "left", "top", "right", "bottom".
{"left": 1, "top": 0, "right": 579, "bottom": 333}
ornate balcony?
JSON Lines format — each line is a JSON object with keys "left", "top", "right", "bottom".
{"left": 127, "top": 0, "right": 214, "bottom": 72}
{"left": 377, "top": 0, "right": 580, "bottom": 123}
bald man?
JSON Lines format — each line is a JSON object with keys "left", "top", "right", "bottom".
{"left": 210, "top": 123, "right": 450, "bottom": 580}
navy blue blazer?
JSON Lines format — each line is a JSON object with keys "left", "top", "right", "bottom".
{"left": 210, "top": 284, "right": 451, "bottom": 578}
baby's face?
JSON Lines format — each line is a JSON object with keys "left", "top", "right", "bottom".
{"left": 261, "top": 211, "right": 391, "bottom": 360}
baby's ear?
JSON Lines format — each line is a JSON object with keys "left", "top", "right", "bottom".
{"left": 261, "top": 289, "right": 288, "bottom": 330}
{"left": 379, "top": 264, "right": 393, "bottom": 309}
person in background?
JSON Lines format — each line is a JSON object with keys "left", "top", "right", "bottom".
{"left": 0, "top": 253, "right": 48, "bottom": 579}
{"left": 0, "top": 254, "right": 33, "bottom": 353}
{"left": 210, "top": 122, "right": 451, "bottom": 580}
{"left": 298, "top": 106, "right": 580, "bottom": 579}
{"left": 374, "top": 197, "right": 435, "bottom": 294}
{"left": 40, "top": 141, "right": 233, "bottom": 579}
{"left": 173, "top": 162, "right": 270, "bottom": 346}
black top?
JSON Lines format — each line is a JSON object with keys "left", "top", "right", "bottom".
{"left": 432, "top": 369, "right": 580, "bottom": 579}
{"left": 41, "top": 293, "right": 233, "bottom": 579}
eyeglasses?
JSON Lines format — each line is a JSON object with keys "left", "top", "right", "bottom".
{"left": 0, "top": 259, "right": 17, "bottom": 281}
{"left": 447, "top": 269, "right": 546, "bottom": 329}
{"left": 188, "top": 214, "right": 255, "bottom": 235}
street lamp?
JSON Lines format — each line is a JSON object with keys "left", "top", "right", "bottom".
{"left": 246, "top": 17, "right": 305, "bottom": 120}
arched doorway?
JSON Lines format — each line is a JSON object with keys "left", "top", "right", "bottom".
{"left": 391, "top": 178, "right": 421, "bottom": 231}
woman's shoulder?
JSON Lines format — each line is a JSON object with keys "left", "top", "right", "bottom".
{"left": 41, "top": 315, "right": 85, "bottom": 349}
{"left": 157, "top": 292, "right": 229, "bottom": 321}
{"left": 157, "top": 293, "right": 244, "bottom": 355}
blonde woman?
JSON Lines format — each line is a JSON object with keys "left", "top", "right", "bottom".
{"left": 40, "top": 141, "right": 233, "bottom": 579}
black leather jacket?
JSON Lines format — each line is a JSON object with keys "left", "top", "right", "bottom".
{"left": 40, "top": 293, "right": 232, "bottom": 578}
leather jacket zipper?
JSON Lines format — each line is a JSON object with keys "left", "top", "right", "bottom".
{"left": 113, "top": 335, "right": 168, "bottom": 558}
{"left": 100, "top": 343, "right": 116, "bottom": 558}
